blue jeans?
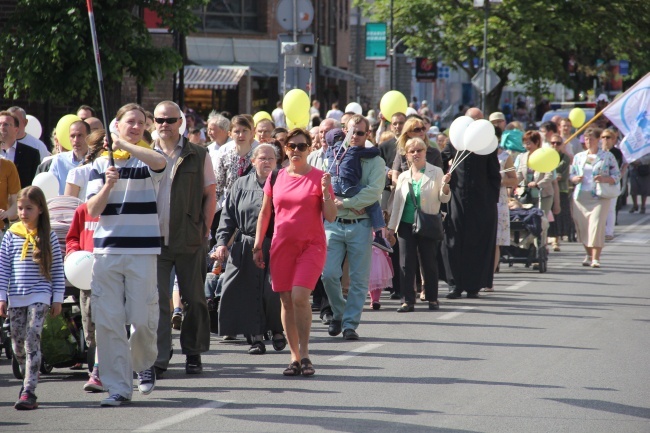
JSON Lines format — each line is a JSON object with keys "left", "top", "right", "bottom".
{"left": 333, "top": 179, "right": 385, "bottom": 230}
{"left": 321, "top": 218, "right": 373, "bottom": 331}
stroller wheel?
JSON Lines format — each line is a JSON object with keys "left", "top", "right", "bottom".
{"left": 40, "top": 357, "right": 54, "bottom": 375}
{"left": 12, "top": 354, "right": 23, "bottom": 380}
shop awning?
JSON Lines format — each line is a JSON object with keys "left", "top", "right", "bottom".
{"left": 320, "top": 64, "right": 364, "bottom": 83}
{"left": 183, "top": 66, "right": 248, "bottom": 90}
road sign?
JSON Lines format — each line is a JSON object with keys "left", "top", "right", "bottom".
{"left": 276, "top": 0, "right": 314, "bottom": 32}
{"left": 471, "top": 67, "right": 501, "bottom": 93}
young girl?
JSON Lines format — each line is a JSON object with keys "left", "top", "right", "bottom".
{"left": 0, "top": 186, "right": 65, "bottom": 410}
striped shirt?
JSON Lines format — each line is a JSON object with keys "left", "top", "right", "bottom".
{"left": 86, "top": 156, "right": 165, "bottom": 255}
{"left": 0, "top": 231, "right": 65, "bottom": 308}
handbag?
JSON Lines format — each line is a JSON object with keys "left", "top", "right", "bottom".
{"left": 408, "top": 182, "right": 443, "bottom": 240}
{"left": 595, "top": 181, "right": 621, "bottom": 199}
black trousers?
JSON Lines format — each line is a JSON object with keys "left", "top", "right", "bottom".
{"left": 397, "top": 222, "right": 439, "bottom": 305}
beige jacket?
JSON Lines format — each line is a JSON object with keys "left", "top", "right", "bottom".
{"left": 516, "top": 151, "right": 555, "bottom": 198}
{"left": 388, "top": 162, "right": 451, "bottom": 233}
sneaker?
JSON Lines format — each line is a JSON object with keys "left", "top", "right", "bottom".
{"left": 83, "top": 374, "right": 104, "bottom": 393}
{"left": 372, "top": 234, "right": 393, "bottom": 253}
{"left": 137, "top": 367, "right": 156, "bottom": 395}
{"left": 186, "top": 354, "right": 203, "bottom": 374}
{"left": 591, "top": 260, "right": 601, "bottom": 268}
{"left": 342, "top": 329, "right": 360, "bottom": 340}
{"left": 321, "top": 313, "right": 333, "bottom": 325}
{"left": 171, "top": 308, "right": 183, "bottom": 330}
{"left": 100, "top": 393, "right": 131, "bottom": 407}
{"left": 14, "top": 390, "right": 38, "bottom": 410}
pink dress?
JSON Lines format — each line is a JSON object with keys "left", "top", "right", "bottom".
{"left": 264, "top": 167, "right": 334, "bottom": 292}
{"left": 368, "top": 246, "right": 393, "bottom": 303}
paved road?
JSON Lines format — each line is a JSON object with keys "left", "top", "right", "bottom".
{"left": 1, "top": 210, "right": 649, "bottom": 432}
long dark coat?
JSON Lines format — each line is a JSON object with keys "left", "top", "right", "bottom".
{"left": 441, "top": 145, "right": 501, "bottom": 292}
{"left": 215, "top": 171, "right": 282, "bottom": 336}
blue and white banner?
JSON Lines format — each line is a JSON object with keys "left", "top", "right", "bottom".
{"left": 603, "top": 72, "right": 650, "bottom": 162}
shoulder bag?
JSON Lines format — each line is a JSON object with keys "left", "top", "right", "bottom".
{"left": 408, "top": 182, "right": 443, "bottom": 240}
{"left": 595, "top": 181, "right": 620, "bottom": 199}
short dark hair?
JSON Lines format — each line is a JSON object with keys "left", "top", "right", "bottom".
{"left": 286, "top": 128, "right": 312, "bottom": 147}
{"left": 71, "top": 120, "right": 91, "bottom": 135}
{"left": 0, "top": 110, "right": 19, "bottom": 127}
{"left": 540, "top": 121, "right": 557, "bottom": 133}
{"left": 77, "top": 105, "right": 96, "bottom": 117}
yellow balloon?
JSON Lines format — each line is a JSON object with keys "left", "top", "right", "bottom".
{"left": 528, "top": 148, "right": 560, "bottom": 173}
{"left": 253, "top": 111, "right": 272, "bottom": 126}
{"left": 286, "top": 116, "right": 308, "bottom": 130}
{"left": 568, "top": 108, "right": 586, "bottom": 128}
{"left": 55, "top": 114, "right": 82, "bottom": 151}
{"left": 380, "top": 90, "right": 408, "bottom": 119}
{"left": 283, "top": 89, "right": 310, "bottom": 125}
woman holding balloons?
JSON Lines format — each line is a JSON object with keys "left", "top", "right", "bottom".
{"left": 570, "top": 128, "right": 620, "bottom": 268}
{"left": 516, "top": 131, "right": 555, "bottom": 213}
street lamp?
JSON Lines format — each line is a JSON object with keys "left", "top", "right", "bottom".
{"left": 473, "top": 0, "right": 501, "bottom": 112}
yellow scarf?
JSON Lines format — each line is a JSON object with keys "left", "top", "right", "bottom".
{"left": 101, "top": 140, "right": 152, "bottom": 160}
{"left": 8, "top": 222, "right": 38, "bottom": 261}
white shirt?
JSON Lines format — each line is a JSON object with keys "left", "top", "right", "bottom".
{"left": 0, "top": 141, "right": 17, "bottom": 163}
{"left": 271, "top": 108, "right": 286, "bottom": 128}
{"left": 66, "top": 164, "right": 94, "bottom": 201}
{"left": 18, "top": 134, "right": 51, "bottom": 161}
{"left": 326, "top": 109, "right": 343, "bottom": 122}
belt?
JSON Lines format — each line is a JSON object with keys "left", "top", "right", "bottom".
{"left": 335, "top": 217, "right": 361, "bottom": 224}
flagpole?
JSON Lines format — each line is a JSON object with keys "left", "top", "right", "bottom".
{"left": 86, "top": 0, "right": 114, "bottom": 167}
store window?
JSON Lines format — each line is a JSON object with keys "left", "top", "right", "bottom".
{"left": 194, "top": 0, "right": 266, "bottom": 33}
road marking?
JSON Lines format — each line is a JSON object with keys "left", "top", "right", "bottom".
{"left": 505, "top": 280, "right": 530, "bottom": 291}
{"left": 437, "top": 306, "right": 475, "bottom": 320}
{"left": 329, "top": 343, "right": 383, "bottom": 361}
{"left": 132, "top": 400, "right": 231, "bottom": 432}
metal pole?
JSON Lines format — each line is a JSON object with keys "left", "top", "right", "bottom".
{"left": 482, "top": 2, "right": 489, "bottom": 113}
{"left": 390, "top": 0, "right": 394, "bottom": 90}
{"left": 85, "top": 0, "right": 113, "bottom": 166}
{"left": 293, "top": 0, "right": 298, "bottom": 43}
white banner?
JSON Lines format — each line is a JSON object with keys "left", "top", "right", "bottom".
{"left": 603, "top": 72, "right": 650, "bottom": 162}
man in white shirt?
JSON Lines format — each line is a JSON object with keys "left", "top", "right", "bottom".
{"left": 326, "top": 102, "right": 344, "bottom": 122}
{"left": 7, "top": 106, "right": 50, "bottom": 161}
{"left": 271, "top": 101, "right": 286, "bottom": 128}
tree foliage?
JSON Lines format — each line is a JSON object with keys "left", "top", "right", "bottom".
{"left": 0, "top": 0, "right": 206, "bottom": 107}
{"left": 358, "top": 0, "right": 650, "bottom": 111}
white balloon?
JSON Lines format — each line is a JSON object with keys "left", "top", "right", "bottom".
{"left": 405, "top": 107, "right": 418, "bottom": 116}
{"left": 64, "top": 251, "right": 94, "bottom": 291}
{"left": 179, "top": 111, "right": 187, "bottom": 135}
{"left": 25, "top": 115, "right": 42, "bottom": 139}
{"left": 32, "top": 172, "right": 59, "bottom": 200}
{"left": 345, "top": 102, "right": 362, "bottom": 115}
{"left": 109, "top": 117, "right": 118, "bottom": 135}
{"left": 463, "top": 119, "right": 495, "bottom": 153}
{"left": 449, "top": 116, "right": 475, "bottom": 151}
{"left": 474, "top": 135, "right": 499, "bottom": 155}
{"left": 151, "top": 130, "right": 159, "bottom": 140}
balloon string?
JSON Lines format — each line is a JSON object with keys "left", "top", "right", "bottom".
{"left": 499, "top": 167, "right": 516, "bottom": 173}
{"left": 450, "top": 150, "right": 472, "bottom": 174}
{"left": 449, "top": 149, "right": 466, "bottom": 173}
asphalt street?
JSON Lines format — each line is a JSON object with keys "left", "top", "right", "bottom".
{"left": 1, "top": 208, "right": 649, "bottom": 432}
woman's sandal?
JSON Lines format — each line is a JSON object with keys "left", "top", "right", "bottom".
{"left": 283, "top": 361, "right": 301, "bottom": 376}
{"left": 248, "top": 341, "right": 266, "bottom": 355}
{"left": 300, "top": 358, "right": 315, "bottom": 376}
{"left": 272, "top": 334, "right": 287, "bottom": 352}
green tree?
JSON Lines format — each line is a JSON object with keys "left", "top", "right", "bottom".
{"left": 0, "top": 0, "right": 206, "bottom": 115}
{"left": 359, "top": 0, "right": 650, "bottom": 113}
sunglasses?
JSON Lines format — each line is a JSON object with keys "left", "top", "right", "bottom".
{"left": 154, "top": 117, "right": 179, "bottom": 124}
{"left": 352, "top": 130, "right": 367, "bottom": 137}
{"left": 411, "top": 127, "right": 426, "bottom": 133}
{"left": 550, "top": 141, "right": 562, "bottom": 145}
{"left": 285, "top": 143, "right": 310, "bottom": 152}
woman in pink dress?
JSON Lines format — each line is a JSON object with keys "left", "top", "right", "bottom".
{"left": 254, "top": 128, "right": 337, "bottom": 377}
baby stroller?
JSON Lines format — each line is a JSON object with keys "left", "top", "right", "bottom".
{"left": 500, "top": 208, "right": 549, "bottom": 273}
{"left": 7, "top": 196, "right": 94, "bottom": 379}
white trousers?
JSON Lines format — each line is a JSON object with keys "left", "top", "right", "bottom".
{"left": 91, "top": 254, "right": 159, "bottom": 399}
{"left": 605, "top": 199, "right": 616, "bottom": 237}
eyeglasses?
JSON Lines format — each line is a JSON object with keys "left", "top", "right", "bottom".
{"left": 411, "top": 127, "right": 425, "bottom": 133}
{"left": 352, "top": 130, "right": 367, "bottom": 137}
{"left": 285, "top": 142, "right": 310, "bottom": 152}
{"left": 408, "top": 148, "right": 425, "bottom": 154}
{"left": 550, "top": 141, "right": 562, "bottom": 145}
{"left": 154, "top": 117, "right": 179, "bottom": 124}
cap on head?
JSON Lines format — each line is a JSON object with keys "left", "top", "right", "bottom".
{"left": 489, "top": 112, "right": 506, "bottom": 122}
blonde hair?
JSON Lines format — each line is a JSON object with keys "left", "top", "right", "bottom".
{"left": 397, "top": 118, "right": 425, "bottom": 156}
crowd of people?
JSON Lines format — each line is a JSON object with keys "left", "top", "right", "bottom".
{"left": 0, "top": 95, "right": 644, "bottom": 410}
